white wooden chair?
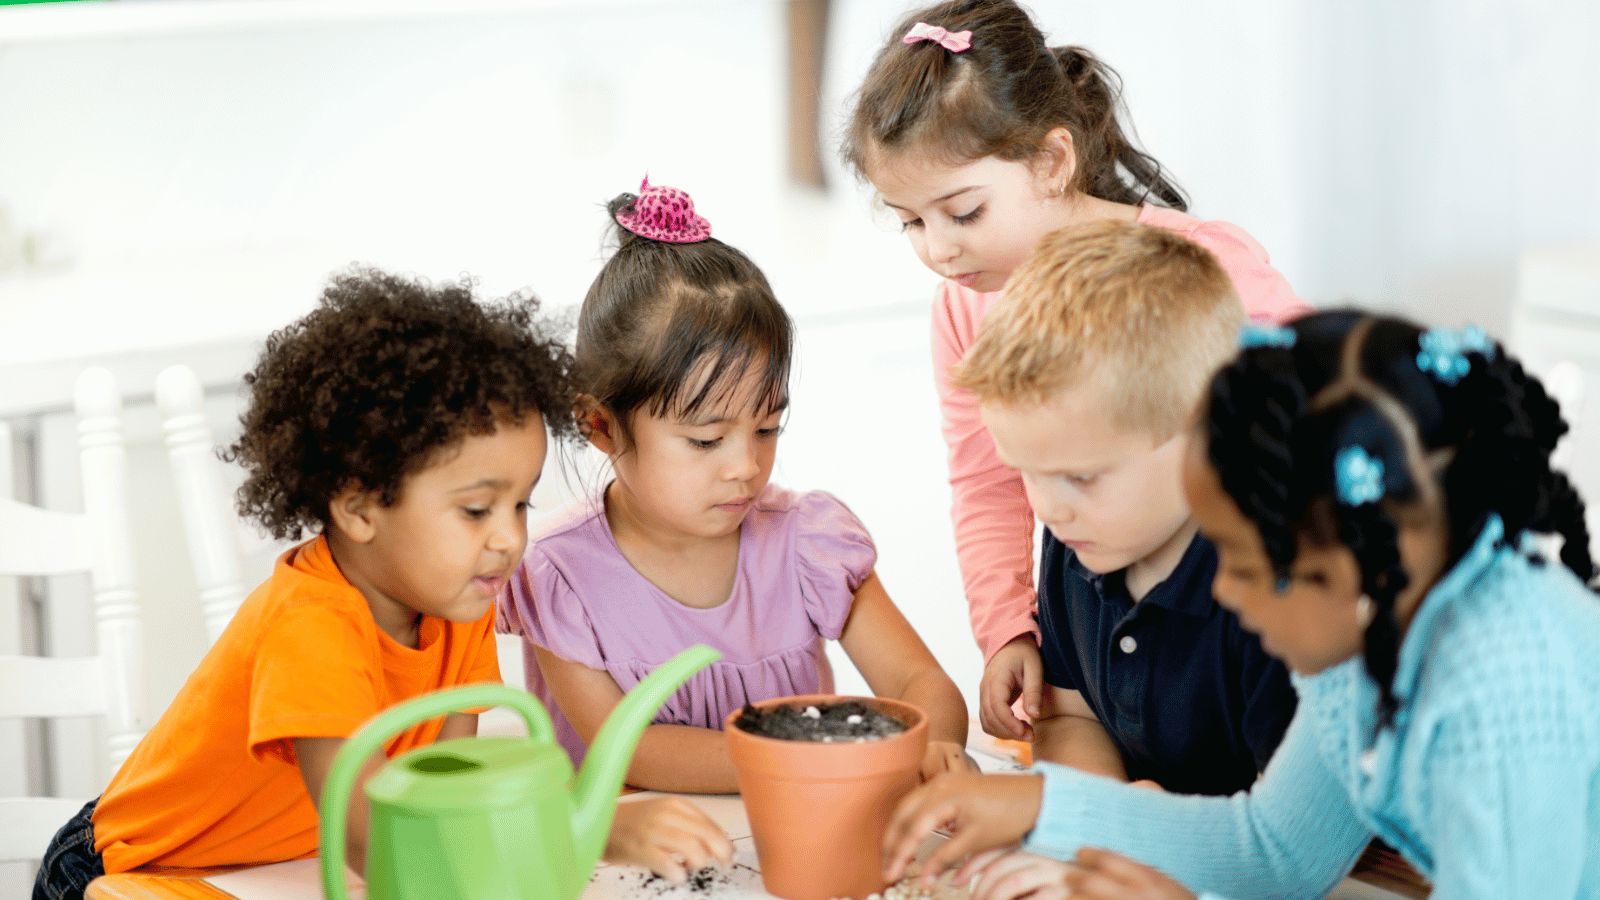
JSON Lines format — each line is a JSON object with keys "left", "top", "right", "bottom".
{"left": 156, "top": 364, "right": 247, "bottom": 643}
{"left": 0, "top": 368, "right": 146, "bottom": 864}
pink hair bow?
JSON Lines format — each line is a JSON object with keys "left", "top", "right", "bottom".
{"left": 902, "top": 21, "right": 972, "bottom": 53}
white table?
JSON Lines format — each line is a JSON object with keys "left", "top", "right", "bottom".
{"left": 180, "top": 741, "right": 1030, "bottom": 900}
{"left": 156, "top": 735, "right": 1410, "bottom": 900}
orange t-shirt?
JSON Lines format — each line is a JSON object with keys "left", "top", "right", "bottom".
{"left": 92, "top": 536, "right": 500, "bottom": 873}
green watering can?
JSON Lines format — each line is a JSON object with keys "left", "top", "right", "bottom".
{"left": 319, "top": 644, "right": 719, "bottom": 899}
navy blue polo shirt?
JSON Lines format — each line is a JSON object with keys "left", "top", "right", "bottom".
{"left": 1037, "top": 530, "right": 1297, "bottom": 796}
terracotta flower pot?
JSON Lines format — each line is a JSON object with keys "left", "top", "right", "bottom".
{"left": 725, "top": 694, "right": 928, "bottom": 900}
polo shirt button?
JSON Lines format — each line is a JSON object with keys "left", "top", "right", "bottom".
{"left": 1119, "top": 635, "right": 1138, "bottom": 654}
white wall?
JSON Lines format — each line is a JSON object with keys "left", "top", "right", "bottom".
{"left": 0, "top": 0, "right": 790, "bottom": 309}
{"left": 823, "top": 0, "right": 1600, "bottom": 328}
{"left": 6, "top": 0, "right": 1597, "bottom": 327}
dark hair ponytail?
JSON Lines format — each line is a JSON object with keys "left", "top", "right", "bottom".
{"left": 843, "top": 0, "right": 1187, "bottom": 210}
{"left": 576, "top": 190, "right": 792, "bottom": 448}
{"left": 1049, "top": 46, "right": 1186, "bottom": 209}
{"left": 1338, "top": 501, "right": 1410, "bottom": 723}
{"left": 1446, "top": 353, "right": 1597, "bottom": 582}
{"left": 1206, "top": 344, "right": 1307, "bottom": 581}
{"left": 605, "top": 191, "right": 643, "bottom": 249}
{"left": 1203, "top": 310, "right": 1598, "bottom": 727}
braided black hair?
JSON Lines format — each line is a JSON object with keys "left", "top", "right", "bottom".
{"left": 1206, "top": 337, "right": 1309, "bottom": 585}
{"left": 1205, "top": 310, "right": 1597, "bottom": 725}
{"left": 1444, "top": 353, "right": 1594, "bottom": 576}
{"left": 1336, "top": 501, "right": 1409, "bottom": 721}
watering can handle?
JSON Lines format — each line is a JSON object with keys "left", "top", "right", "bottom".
{"left": 318, "top": 684, "right": 556, "bottom": 899}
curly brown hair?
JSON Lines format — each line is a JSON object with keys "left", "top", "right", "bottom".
{"left": 224, "top": 266, "right": 577, "bottom": 540}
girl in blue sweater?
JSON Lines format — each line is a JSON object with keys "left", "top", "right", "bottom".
{"left": 884, "top": 311, "right": 1600, "bottom": 899}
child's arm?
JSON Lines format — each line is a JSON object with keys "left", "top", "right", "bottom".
{"left": 886, "top": 709, "right": 1369, "bottom": 895}
{"left": 532, "top": 645, "right": 740, "bottom": 794}
{"left": 1020, "top": 710, "right": 1368, "bottom": 897}
{"left": 293, "top": 713, "right": 478, "bottom": 876}
{"left": 980, "top": 635, "right": 1045, "bottom": 741}
{"left": 837, "top": 572, "right": 970, "bottom": 777}
{"left": 437, "top": 712, "right": 478, "bottom": 740}
{"left": 294, "top": 738, "right": 388, "bottom": 877}
{"left": 931, "top": 287, "right": 1040, "bottom": 665}
{"left": 1030, "top": 686, "right": 1128, "bottom": 782}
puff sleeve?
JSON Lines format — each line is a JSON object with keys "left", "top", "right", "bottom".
{"left": 497, "top": 548, "right": 607, "bottom": 670}
{"left": 792, "top": 491, "right": 877, "bottom": 640}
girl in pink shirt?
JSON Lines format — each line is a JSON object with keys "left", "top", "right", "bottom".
{"left": 842, "top": 0, "right": 1313, "bottom": 742}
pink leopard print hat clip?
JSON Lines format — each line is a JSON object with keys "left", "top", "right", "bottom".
{"left": 615, "top": 176, "right": 712, "bottom": 243}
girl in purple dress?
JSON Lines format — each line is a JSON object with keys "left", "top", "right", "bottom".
{"left": 498, "top": 178, "right": 970, "bottom": 794}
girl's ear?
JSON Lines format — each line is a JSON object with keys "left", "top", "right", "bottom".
{"left": 1037, "top": 126, "right": 1078, "bottom": 198}
{"left": 575, "top": 394, "right": 623, "bottom": 457}
{"left": 327, "top": 484, "right": 379, "bottom": 544}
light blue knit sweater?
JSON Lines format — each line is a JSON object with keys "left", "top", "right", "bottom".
{"left": 1023, "top": 516, "right": 1600, "bottom": 898}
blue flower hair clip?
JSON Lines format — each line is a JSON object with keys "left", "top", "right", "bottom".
{"left": 1335, "top": 445, "right": 1386, "bottom": 507}
{"left": 1415, "top": 325, "right": 1496, "bottom": 385}
{"left": 1238, "top": 324, "right": 1297, "bottom": 350}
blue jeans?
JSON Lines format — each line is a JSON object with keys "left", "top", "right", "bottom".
{"left": 33, "top": 798, "right": 103, "bottom": 900}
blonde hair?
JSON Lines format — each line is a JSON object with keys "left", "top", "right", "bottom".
{"left": 953, "top": 220, "right": 1243, "bottom": 438}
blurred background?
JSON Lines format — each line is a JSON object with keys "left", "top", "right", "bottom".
{"left": 2, "top": 0, "right": 1597, "bottom": 890}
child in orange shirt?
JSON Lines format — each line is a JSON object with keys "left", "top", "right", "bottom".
{"left": 33, "top": 268, "right": 732, "bottom": 900}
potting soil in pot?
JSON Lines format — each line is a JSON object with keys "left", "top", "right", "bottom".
{"left": 733, "top": 700, "right": 907, "bottom": 742}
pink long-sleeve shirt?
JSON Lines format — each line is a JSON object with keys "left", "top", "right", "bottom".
{"left": 935, "top": 204, "right": 1313, "bottom": 663}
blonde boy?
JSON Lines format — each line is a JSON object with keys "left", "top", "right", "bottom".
{"left": 952, "top": 220, "right": 1296, "bottom": 794}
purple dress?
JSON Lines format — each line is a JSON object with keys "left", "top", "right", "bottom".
{"left": 496, "top": 483, "right": 877, "bottom": 764}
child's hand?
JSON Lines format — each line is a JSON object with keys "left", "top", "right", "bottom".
{"left": 1063, "top": 847, "right": 1195, "bottom": 900}
{"left": 604, "top": 796, "right": 733, "bottom": 882}
{"left": 962, "top": 850, "right": 1071, "bottom": 900}
{"left": 921, "top": 739, "right": 979, "bottom": 780}
{"left": 881, "top": 772, "right": 1043, "bottom": 885}
{"left": 980, "top": 637, "right": 1043, "bottom": 740}
{"left": 1131, "top": 778, "right": 1166, "bottom": 792}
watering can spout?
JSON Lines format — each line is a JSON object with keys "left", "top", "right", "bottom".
{"left": 570, "top": 644, "right": 720, "bottom": 873}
